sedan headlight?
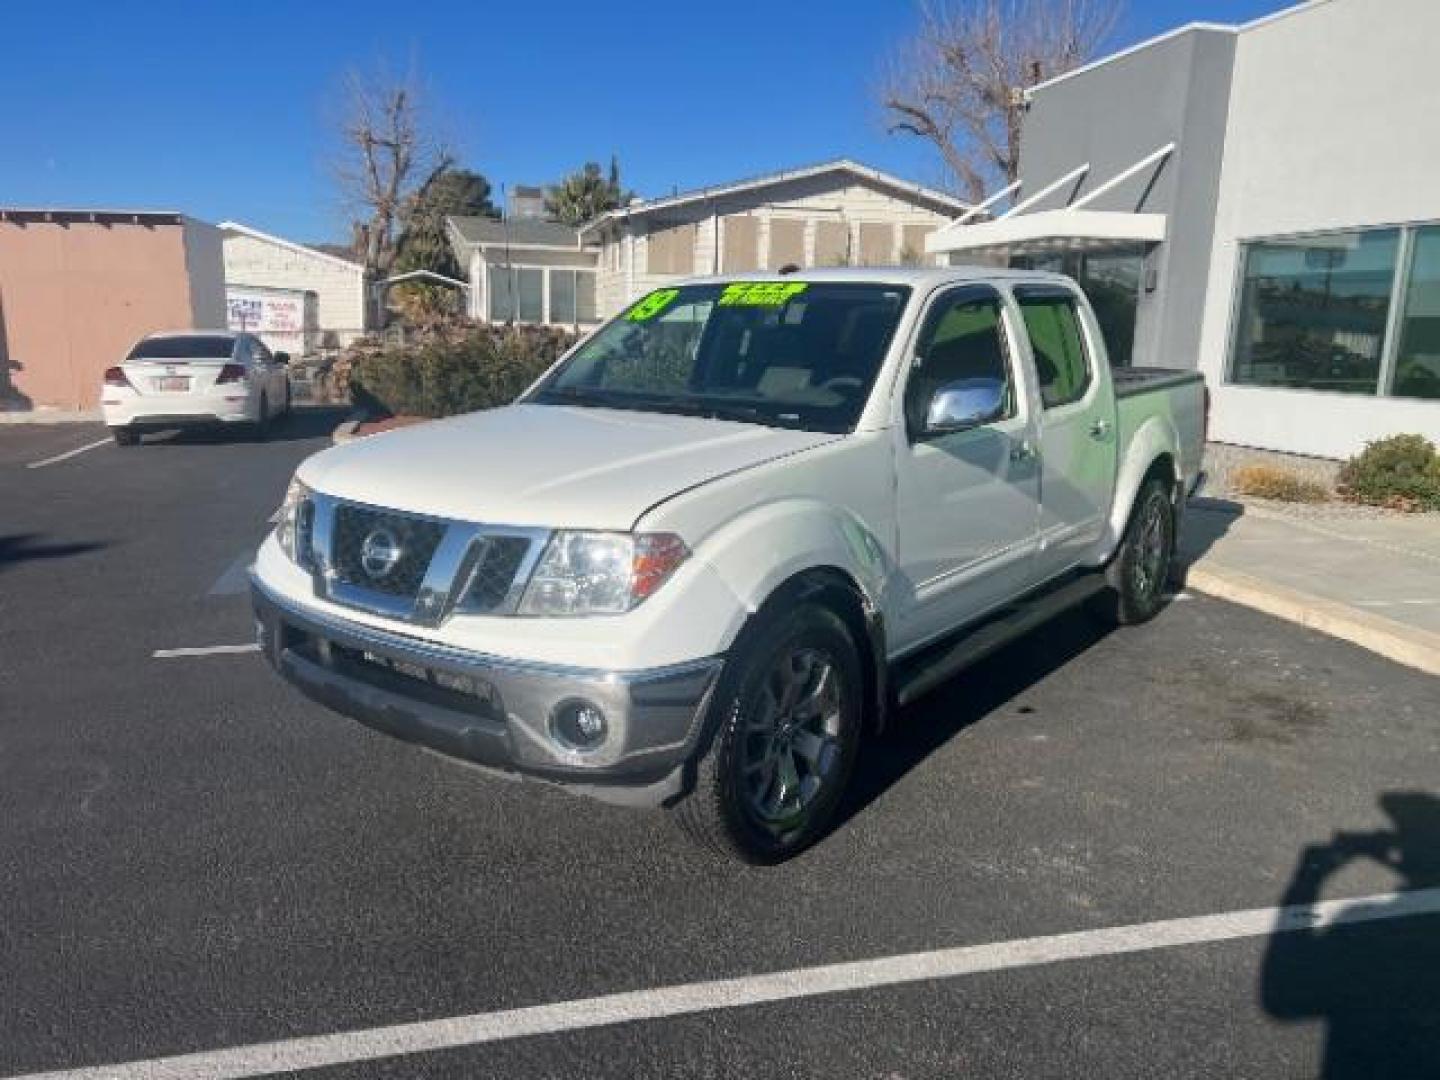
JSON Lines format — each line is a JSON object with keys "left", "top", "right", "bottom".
{"left": 518, "top": 531, "right": 689, "bottom": 616}
{"left": 275, "top": 476, "right": 313, "bottom": 565}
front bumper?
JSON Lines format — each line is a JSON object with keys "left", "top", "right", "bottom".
{"left": 251, "top": 575, "right": 724, "bottom": 807}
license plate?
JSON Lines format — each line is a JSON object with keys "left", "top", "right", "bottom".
{"left": 153, "top": 376, "right": 190, "bottom": 392}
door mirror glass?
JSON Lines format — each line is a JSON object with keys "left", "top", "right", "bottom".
{"left": 924, "top": 377, "right": 1007, "bottom": 435}
{"left": 273, "top": 351, "right": 291, "bottom": 365}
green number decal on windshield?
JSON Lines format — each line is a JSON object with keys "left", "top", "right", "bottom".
{"left": 626, "top": 288, "right": 681, "bottom": 322}
{"left": 717, "top": 282, "right": 809, "bottom": 307}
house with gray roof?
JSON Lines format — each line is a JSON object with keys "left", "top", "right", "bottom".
{"left": 446, "top": 159, "right": 971, "bottom": 329}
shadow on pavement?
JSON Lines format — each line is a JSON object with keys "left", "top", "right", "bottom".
{"left": 139, "top": 405, "right": 348, "bottom": 447}
{"left": 0, "top": 532, "right": 108, "bottom": 573}
{"left": 1180, "top": 496, "right": 1244, "bottom": 564}
{"left": 1261, "top": 791, "right": 1440, "bottom": 1079}
{"left": 834, "top": 605, "right": 1113, "bottom": 832}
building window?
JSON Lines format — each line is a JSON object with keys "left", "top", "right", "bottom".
{"left": 487, "top": 265, "right": 515, "bottom": 322}
{"left": 549, "top": 268, "right": 577, "bottom": 325}
{"left": 646, "top": 223, "right": 696, "bottom": 275}
{"left": 1394, "top": 225, "right": 1440, "bottom": 400}
{"left": 517, "top": 267, "right": 544, "bottom": 323}
{"left": 576, "top": 271, "right": 597, "bottom": 322}
{"left": 1229, "top": 229, "right": 1401, "bottom": 395}
{"left": 723, "top": 216, "right": 759, "bottom": 272}
{"left": 858, "top": 223, "right": 894, "bottom": 266}
{"left": 814, "top": 220, "right": 849, "bottom": 266}
{"left": 767, "top": 218, "right": 805, "bottom": 270}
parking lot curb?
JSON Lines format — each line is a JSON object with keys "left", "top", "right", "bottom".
{"left": 1184, "top": 562, "right": 1440, "bottom": 676}
{"left": 331, "top": 413, "right": 366, "bottom": 445}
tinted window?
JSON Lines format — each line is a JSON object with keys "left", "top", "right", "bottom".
{"left": 906, "top": 292, "right": 1013, "bottom": 433}
{"left": 1017, "top": 292, "right": 1091, "bottom": 408}
{"left": 531, "top": 282, "right": 910, "bottom": 433}
{"left": 128, "top": 335, "right": 236, "bottom": 360}
{"left": 1392, "top": 225, "right": 1440, "bottom": 400}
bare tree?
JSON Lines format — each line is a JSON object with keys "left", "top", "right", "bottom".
{"left": 883, "top": 0, "right": 1124, "bottom": 202}
{"left": 334, "top": 61, "right": 448, "bottom": 276}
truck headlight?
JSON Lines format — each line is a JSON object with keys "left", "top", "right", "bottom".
{"left": 517, "top": 531, "right": 689, "bottom": 616}
{"left": 275, "top": 476, "right": 313, "bottom": 565}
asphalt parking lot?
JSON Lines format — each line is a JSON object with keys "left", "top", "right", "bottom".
{"left": 2, "top": 412, "right": 1438, "bottom": 1079}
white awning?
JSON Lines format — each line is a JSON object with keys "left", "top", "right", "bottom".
{"left": 925, "top": 208, "right": 1167, "bottom": 257}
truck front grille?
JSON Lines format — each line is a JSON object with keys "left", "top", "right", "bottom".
{"left": 332, "top": 505, "right": 446, "bottom": 598}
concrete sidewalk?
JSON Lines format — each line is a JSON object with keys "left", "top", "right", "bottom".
{"left": 1181, "top": 499, "right": 1440, "bottom": 675}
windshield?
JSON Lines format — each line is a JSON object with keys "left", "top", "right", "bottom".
{"left": 128, "top": 335, "right": 236, "bottom": 360}
{"left": 528, "top": 282, "right": 910, "bottom": 433}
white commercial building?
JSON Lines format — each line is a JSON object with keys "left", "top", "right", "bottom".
{"left": 929, "top": 0, "right": 1440, "bottom": 459}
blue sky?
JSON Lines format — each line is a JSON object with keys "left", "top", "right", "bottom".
{"left": 0, "top": 0, "right": 1290, "bottom": 243}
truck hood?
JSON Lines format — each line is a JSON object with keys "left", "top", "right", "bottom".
{"left": 299, "top": 403, "right": 840, "bottom": 531}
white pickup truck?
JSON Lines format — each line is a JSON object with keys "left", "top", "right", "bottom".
{"left": 252, "top": 268, "right": 1205, "bottom": 862}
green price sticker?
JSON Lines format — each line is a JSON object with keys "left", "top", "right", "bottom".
{"left": 717, "top": 282, "right": 809, "bottom": 307}
{"left": 626, "top": 288, "right": 681, "bottom": 322}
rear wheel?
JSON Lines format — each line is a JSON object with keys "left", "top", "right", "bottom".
{"left": 1088, "top": 477, "right": 1176, "bottom": 626}
{"left": 111, "top": 427, "right": 139, "bottom": 447}
{"left": 673, "top": 603, "right": 863, "bottom": 864}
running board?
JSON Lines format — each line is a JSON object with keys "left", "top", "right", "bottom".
{"left": 892, "top": 573, "right": 1108, "bottom": 707}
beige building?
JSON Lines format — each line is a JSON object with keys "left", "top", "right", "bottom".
{"left": 448, "top": 160, "right": 970, "bottom": 328}
{"left": 0, "top": 209, "right": 225, "bottom": 412}
{"left": 220, "top": 221, "right": 373, "bottom": 355}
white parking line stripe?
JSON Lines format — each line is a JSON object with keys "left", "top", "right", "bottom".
{"left": 10, "top": 887, "right": 1440, "bottom": 1080}
{"left": 152, "top": 644, "right": 260, "bottom": 659}
{"left": 25, "top": 437, "right": 112, "bottom": 470}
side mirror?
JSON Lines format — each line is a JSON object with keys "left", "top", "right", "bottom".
{"left": 923, "top": 377, "right": 1006, "bottom": 436}
{"left": 274, "top": 351, "right": 291, "bottom": 365}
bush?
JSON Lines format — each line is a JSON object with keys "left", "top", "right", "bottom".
{"left": 1230, "top": 464, "right": 1331, "bottom": 503}
{"left": 1338, "top": 434, "right": 1440, "bottom": 511}
{"left": 346, "top": 324, "right": 578, "bottom": 419}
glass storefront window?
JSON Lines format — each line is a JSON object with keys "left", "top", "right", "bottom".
{"left": 1394, "top": 225, "right": 1440, "bottom": 400}
{"left": 1229, "top": 230, "right": 1400, "bottom": 395}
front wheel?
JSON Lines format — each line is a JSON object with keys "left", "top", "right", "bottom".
{"left": 111, "top": 427, "right": 139, "bottom": 447}
{"left": 672, "top": 603, "right": 863, "bottom": 864}
{"left": 1088, "top": 477, "right": 1176, "bottom": 626}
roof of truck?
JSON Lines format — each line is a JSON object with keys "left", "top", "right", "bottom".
{"left": 674, "top": 266, "right": 1076, "bottom": 290}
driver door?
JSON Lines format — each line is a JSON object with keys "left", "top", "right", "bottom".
{"left": 891, "top": 286, "right": 1042, "bottom": 653}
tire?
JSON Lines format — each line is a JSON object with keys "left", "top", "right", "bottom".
{"left": 672, "top": 603, "right": 864, "bottom": 864}
{"left": 1088, "top": 477, "right": 1176, "bottom": 626}
{"left": 112, "top": 427, "right": 139, "bottom": 447}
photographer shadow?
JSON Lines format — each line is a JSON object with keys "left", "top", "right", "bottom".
{"left": 1260, "top": 792, "right": 1440, "bottom": 1078}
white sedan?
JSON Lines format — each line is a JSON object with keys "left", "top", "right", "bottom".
{"left": 101, "top": 331, "right": 291, "bottom": 446}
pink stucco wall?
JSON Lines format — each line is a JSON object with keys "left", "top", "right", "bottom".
{"left": 0, "top": 219, "right": 199, "bottom": 410}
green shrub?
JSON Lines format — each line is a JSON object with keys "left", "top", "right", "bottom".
{"left": 1230, "top": 463, "right": 1330, "bottom": 503}
{"left": 1337, "top": 434, "right": 1440, "bottom": 511}
{"left": 347, "top": 324, "right": 577, "bottom": 419}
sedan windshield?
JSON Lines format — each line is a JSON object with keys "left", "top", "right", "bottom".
{"left": 528, "top": 282, "right": 910, "bottom": 433}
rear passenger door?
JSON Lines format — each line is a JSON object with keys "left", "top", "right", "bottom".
{"left": 891, "top": 286, "right": 1042, "bottom": 652}
{"left": 1014, "top": 286, "right": 1117, "bottom": 580}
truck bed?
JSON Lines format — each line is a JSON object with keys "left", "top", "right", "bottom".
{"left": 1112, "top": 366, "right": 1205, "bottom": 399}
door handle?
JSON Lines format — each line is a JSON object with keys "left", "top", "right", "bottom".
{"left": 1010, "top": 438, "right": 1038, "bottom": 462}
{"left": 1088, "top": 419, "right": 1112, "bottom": 440}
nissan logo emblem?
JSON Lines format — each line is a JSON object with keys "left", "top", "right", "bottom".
{"left": 360, "top": 527, "right": 403, "bottom": 580}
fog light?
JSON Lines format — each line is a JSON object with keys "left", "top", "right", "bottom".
{"left": 552, "top": 700, "right": 608, "bottom": 752}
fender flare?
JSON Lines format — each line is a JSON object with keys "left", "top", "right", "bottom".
{"left": 1102, "top": 414, "right": 1182, "bottom": 556}
{"left": 693, "top": 498, "right": 892, "bottom": 731}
